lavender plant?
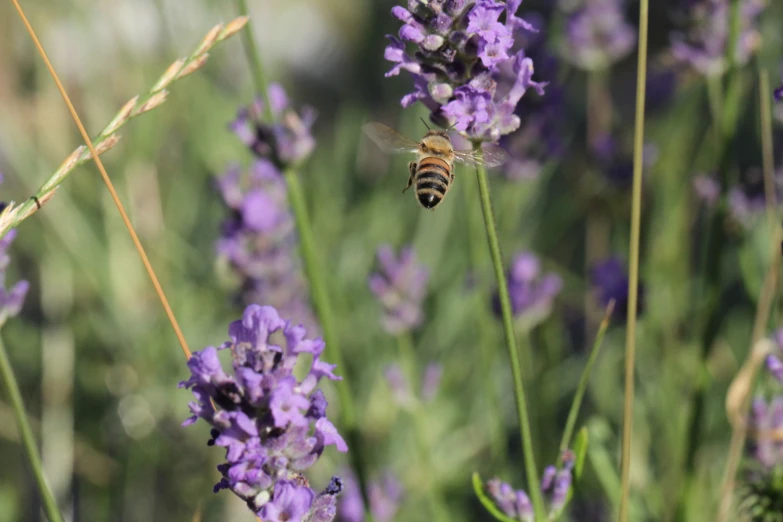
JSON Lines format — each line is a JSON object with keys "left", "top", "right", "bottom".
{"left": 558, "top": 0, "right": 636, "bottom": 71}
{"left": 0, "top": 224, "right": 62, "bottom": 522}
{"left": 484, "top": 453, "right": 574, "bottom": 522}
{"left": 179, "top": 304, "right": 346, "bottom": 520}
{"left": 384, "top": 2, "right": 552, "bottom": 515}
{"left": 368, "top": 244, "right": 429, "bottom": 335}
{"left": 670, "top": 0, "right": 765, "bottom": 76}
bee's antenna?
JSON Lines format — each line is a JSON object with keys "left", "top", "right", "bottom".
{"left": 446, "top": 122, "right": 457, "bottom": 132}
{"left": 420, "top": 117, "right": 431, "bottom": 130}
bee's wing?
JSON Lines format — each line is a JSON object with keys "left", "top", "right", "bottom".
{"left": 452, "top": 144, "right": 508, "bottom": 169}
{"left": 362, "top": 122, "right": 421, "bottom": 154}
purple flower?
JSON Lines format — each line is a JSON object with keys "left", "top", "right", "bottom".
{"left": 560, "top": 0, "right": 636, "bottom": 70}
{"left": 765, "top": 329, "right": 783, "bottom": 385}
{"left": 216, "top": 160, "right": 316, "bottom": 332}
{"left": 485, "top": 452, "right": 574, "bottom": 520}
{"left": 261, "top": 481, "right": 315, "bottom": 522}
{"left": 692, "top": 175, "right": 721, "bottom": 207}
{"left": 590, "top": 134, "right": 658, "bottom": 189}
{"left": 727, "top": 167, "right": 783, "bottom": 227}
{"left": 0, "top": 227, "right": 29, "bottom": 325}
{"left": 499, "top": 13, "right": 566, "bottom": 181}
{"left": 337, "top": 468, "right": 403, "bottom": 522}
{"left": 368, "top": 245, "right": 429, "bottom": 335}
{"left": 180, "top": 305, "right": 346, "bottom": 518}
{"left": 492, "top": 251, "right": 562, "bottom": 329}
{"left": 671, "top": 0, "right": 765, "bottom": 76}
{"left": 590, "top": 256, "right": 644, "bottom": 319}
{"left": 383, "top": 0, "right": 546, "bottom": 142}
{"left": 420, "top": 363, "right": 442, "bottom": 402}
{"left": 748, "top": 396, "right": 783, "bottom": 469}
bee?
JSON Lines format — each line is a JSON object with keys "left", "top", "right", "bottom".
{"left": 362, "top": 122, "right": 507, "bottom": 210}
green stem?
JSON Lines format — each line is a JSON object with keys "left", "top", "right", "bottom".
{"left": 0, "top": 334, "right": 65, "bottom": 522}
{"left": 233, "top": 0, "right": 274, "bottom": 123}
{"left": 284, "top": 170, "right": 371, "bottom": 512}
{"left": 396, "top": 333, "right": 450, "bottom": 522}
{"left": 462, "top": 169, "right": 506, "bottom": 467}
{"left": 472, "top": 151, "right": 544, "bottom": 519}
{"left": 558, "top": 304, "right": 613, "bottom": 459}
{"left": 617, "top": 0, "right": 648, "bottom": 520}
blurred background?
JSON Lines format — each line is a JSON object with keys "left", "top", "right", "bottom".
{"left": 1, "top": 0, "right": 783, "bottom": 521}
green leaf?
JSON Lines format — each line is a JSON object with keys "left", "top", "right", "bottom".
{"left": 557, "top": 302, "right": 612, "bottom": 459}
{"left": 472, "top": 472, "right": 519, "bottom": 522}
{"left": 572, "top": 427, "right": 589, "bottom": 480}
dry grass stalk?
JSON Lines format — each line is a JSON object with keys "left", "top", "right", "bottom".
{"left": 0, "top": 16, "right": 248, "bottom": 239}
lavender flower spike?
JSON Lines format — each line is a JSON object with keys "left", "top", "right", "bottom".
{"left": 559, "top": 0, "right": 636, "bottom": 70}
{"left": 671, "top": 0, "right": 765, "bottom": 77}
{"left": 369, "top": 244, "right": 429, "bottom": 335}
{"left": 338, "top": 467, "right": 403, "bottom": 522}
{"left": 230, "top": 83, "right": 317, "bottom": 169}
{"left": 179, "top": 305, "right": 346, "bottom": 520}
{"left": 216, "top": 159, "right": 316, "bottom": 331}
{"left": 590, "top": 256, "right": 644, "bottom": 319}
{"left": 492, "top": 251, "right": 562, "bottom": 330}
{"left": 384, "top": 0, "right": 546, "bottom": 142}
{"left": 485, "top": 451, "right": 574, "bottom": 521}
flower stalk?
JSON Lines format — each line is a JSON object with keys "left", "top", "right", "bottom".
{"left": 0, "top": 335, "right": 64, "bottom": 522}
{"left": 395, "top": 333, "right": 449, "bottom": 522}
{"left": 233, "top": 0, "right": 273, "bottom": 123}
{"left": 618, "top": 0, "right": 649, "bottom": 520}
{"left": 0, "top": 16, "right": 247, "bottom": 239}
{"left": 473, "top": 147, "right": 544, "bottom": 519}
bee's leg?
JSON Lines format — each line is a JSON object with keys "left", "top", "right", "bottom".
{"left": 402, "top": 162, "right": 417, "bottom": 193}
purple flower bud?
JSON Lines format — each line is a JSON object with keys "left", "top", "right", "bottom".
{"left": 369, "top": 472, "right": 403, "bottom": 522}
{"left": 692, "top": 175, "right": 721, "bottom": 207}
{"left": 369, "top": 245, "right": 429, "bottom": 335}
{"left": 590, "top": 256, "right": 644, "bottom": 320}
{"left": 261, "top": 480, "right": 315, "bottom": 522}
{"left": 549, "top": 469, "right": 572, "bottom": 514}
{"left": 0, "top": 226, "right": 28, "bottom": 324}
{"left": 421, "top": 363, "right": 443, "bottom": 402}
{"left": 306, "top": 478, "right": 343, "bottom": 522}
{"left": 384, "top": 364, "right": 412, "bottom": 407}
{"left": 748, "top": 395, "right": 783, "bottom": 469}
{"left": 337, "top": 468, "right": 403, "bottom": 522}
{"left": 726, "top": 168, "right": 783, "bottom": 227}
{"left": 492, "top": 251, "right": 562, "bottom": 328}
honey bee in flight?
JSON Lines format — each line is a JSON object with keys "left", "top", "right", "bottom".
{"left": 362, "top": 122, "right": 507, "bottom": 210}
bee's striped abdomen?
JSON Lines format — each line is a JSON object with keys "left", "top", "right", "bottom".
{"left": 415, "top": 157, "right": 451, "bottom": 209}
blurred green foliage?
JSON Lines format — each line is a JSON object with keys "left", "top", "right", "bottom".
{"left": 0, "top": 0, "right": 783, "bottom": 521}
